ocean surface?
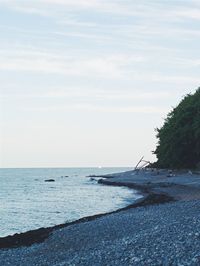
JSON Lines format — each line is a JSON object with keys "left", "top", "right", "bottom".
{"left": 0, "top": 168, "right": 140, "bottom": 237}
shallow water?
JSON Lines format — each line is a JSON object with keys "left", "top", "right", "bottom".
{"left": 0, "top": 167, "right": 140, "bottom": 237}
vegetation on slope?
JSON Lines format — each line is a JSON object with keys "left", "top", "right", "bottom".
{"left": 154, "top": 88, "right": 200, "bottom": 169}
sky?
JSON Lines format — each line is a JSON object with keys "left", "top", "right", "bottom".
{"left": 0, "top": 0, "right": 199, "bottom": 168}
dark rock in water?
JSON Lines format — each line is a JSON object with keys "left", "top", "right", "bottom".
{"left": 65, "top": 176, "right": 69, "bottom": 177}
{"left": 45, "top": 179, "right": 55, "bottom": 182}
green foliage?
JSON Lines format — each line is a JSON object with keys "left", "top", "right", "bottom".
{"left": 154, "top": 88, "right": 200, "bottom": 169}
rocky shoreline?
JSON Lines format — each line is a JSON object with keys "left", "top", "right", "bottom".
{"left": 0, "top": 169, "right": 200, "bottom": 265}
{"left": 0, "top": 172, "right": 174, "bottom": 249}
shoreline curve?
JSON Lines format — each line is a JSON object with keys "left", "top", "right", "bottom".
{"left": 0, "top": 178, "right": 174, "bottom": 249}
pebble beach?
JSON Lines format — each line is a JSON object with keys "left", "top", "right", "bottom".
{"left": 0, "top": 169, "right": 200, "bottom": 266}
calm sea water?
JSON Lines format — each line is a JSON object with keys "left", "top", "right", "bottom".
{"left": 0, "top": 168, "right": 140, "bottom": 237}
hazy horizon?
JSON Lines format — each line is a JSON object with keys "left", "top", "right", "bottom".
{"left": 0, "top": 0, "right": 199, "bottom": 168}
{"left": 0, "top": 166, "right": 132, "bottom": 169}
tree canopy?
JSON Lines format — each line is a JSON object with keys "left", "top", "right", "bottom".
{"left": 154, "top": 88, "right": 200, "bottom": 169}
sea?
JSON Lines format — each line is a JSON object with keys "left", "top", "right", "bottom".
{"left": 0, "top": 167, "right": 140, "bottom": 237}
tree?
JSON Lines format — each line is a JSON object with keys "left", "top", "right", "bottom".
{"left": 154, "top": 88, "right": 200, "bottom": 169}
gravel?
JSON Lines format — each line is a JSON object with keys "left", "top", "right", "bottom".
{"left": 0, "top": 199, "right": 200, "bottom": 266}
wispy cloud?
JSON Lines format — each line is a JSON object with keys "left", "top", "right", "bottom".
{"left": 72, "top": 104, "right": 169, "bottom": 114}
{"left": 22, "top": 103, "right": 168, "bottom": 115}
{"left": 0, "top": 47, "right": 199, "bottom": 87}
{"left": 1, "top": 1, "right": 200, "bottom": 49}
{"left": 0, "top": 48, "right": 146, "bottom": 79}
{"left": 3, "top": 0, "right": 199, "bottom": 23}
{"left": 143, "top": 74, "right": 199, "bottom": 85}
{"left": 174, "top": 8, "right": 200, "bottom": 21}
{"left": 58, "top": 17, "right": 97, "bottom": 27}
{"left": 11, "top": 5, "right": 50, "bottom": 17}
{"left": 0, "top": 0, "right": 140, "bottom": 16}
{"left": 0, "top": 88, "right": 171, "bottom": 101}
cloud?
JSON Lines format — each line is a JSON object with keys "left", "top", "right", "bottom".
{"left": 0, "top": 0, "right": 139, "bottom": 16}
{"left": 72, "top": 104, "right": 168, "bottom": 114}
{"left": 4, "top": 0, "right": 198, "bottom": 23}
{"left": 0, "top": 48, "right": 146, "bottom": 79}
{"left": 9, "top": 5, "right": 50, "bottom": 17}
{"left": 0, "top": 2, "right": 199, "bottom": 88}
{"left": 0, "top": 47, "right": 199, "bottom": 87}
{"left": 1, "top": 1, "right": 200, "bottom": 47}
{"left": 174, "top": 8, "right": 200, "bottom": 20}
{"left": 58, "top": 17, "right": 97, "bottom": 27}
{"left": 147, "top": 74, "right": 199, "bottom": 85}
{"left": 0, "top": 88, "right": 171, "bottom": 101}
{"left": 22, "top": 102, "right": 168, "bottom": 115}
{"left": 169, "top": 57, "right": 200, "bottom": 68}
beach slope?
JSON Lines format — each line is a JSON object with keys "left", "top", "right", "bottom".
{"left": 0, "top": 170, "right": 200, "bottom": 265}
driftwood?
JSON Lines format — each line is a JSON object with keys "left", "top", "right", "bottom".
{"left": 134, "top": 156, "right": 144, "bottom": 170}
{"left": 135, "top": 156, "right": 151, "bottom": 173}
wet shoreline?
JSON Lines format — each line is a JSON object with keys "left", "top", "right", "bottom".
{"left": 0, "top": 175, "right": 174, "bottom": 249}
